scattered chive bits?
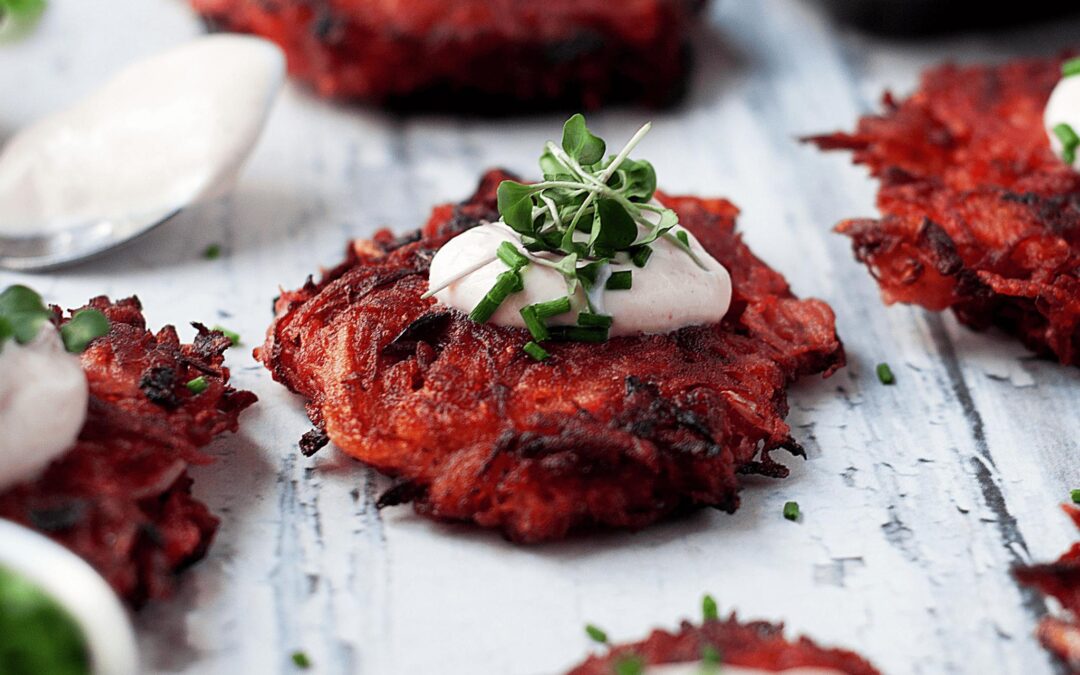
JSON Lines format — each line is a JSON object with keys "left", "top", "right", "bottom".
{"left": 186, "top": 376, "right": 209, "bottom": 394}
{"left": 876, "top": 362, "right": 896, "bottom": 385}
{"left": 702, "top": 594, "right": 719, "bottom": 622}
{"left": 783, "top": 500, "right": 800, "bottom": 522}
{"left": 1053, "top": 122, "right": 1080, "bottom": 165}
{"left": 1071, "top": 489, "right": 1080, "bottom": 505}
{"left": 614, "top": 655, "right": 645, "bottom": 675}
{"left": 203, "top": 243, "right": 222, "bottom": 260}
{"left": 1063, "top": 57, "right": 1080, "bottom": 78}
{"left": 212, "top": 325, "right": 241, "bottom": 346}
{"left": 290, "top": 651, "right": 311, "bottom": 669}
{"left": 585, "top": 624, "right": 609, "bottom": 644}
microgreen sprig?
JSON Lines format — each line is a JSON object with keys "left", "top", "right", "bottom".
{"left": 0, "top": 285, "right": 109, "bottom": 354}
{"left": 451, "top": 115, "right": 702, "bottom": 355}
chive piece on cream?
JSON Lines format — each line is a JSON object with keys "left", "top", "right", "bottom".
{"left": 291, "top": 651, "right": 311, "bottom": 669}
{"left": 605, "top": 270, "right": 632, "bottom": 291}
{"left": 523, "top": 341, "right": 550, "bottom": 362}
{"left": 1071, "top": 489, "right": 1080, "bottom": 504}
{"left": 783, "top": 501, "right": 800, "bottom": 521}
{"left": 469, "top": 271, "right": 522, "bottom": 323}
{"left": 186, "top": 376, "right": 209, "bottom": 394}
{"left": 630, "top": 245, "right": 653, "bottom": 268}
{"left": 496, "top": 241, "right": 530, "bottom": 271}
{"left": 520, "top": 306, "right": 549, "bottom": 341}
{"left": 578, "top": 313, "right": 613, "bottom": 329}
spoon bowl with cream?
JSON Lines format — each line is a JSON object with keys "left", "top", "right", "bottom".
{"left": 0, "top": 34, "right": 284, "bottom": 271}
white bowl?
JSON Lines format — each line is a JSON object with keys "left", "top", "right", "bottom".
{"left": 0, "top": 519, "right": 138, "bottom": 675}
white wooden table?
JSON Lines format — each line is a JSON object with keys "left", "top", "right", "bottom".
{"left": 2, "top": 2, "right": 1078, "bottom": 673}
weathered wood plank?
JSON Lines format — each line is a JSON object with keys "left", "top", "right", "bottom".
{"left": 1, "top": 1, "right": 1076, "bottom": 673}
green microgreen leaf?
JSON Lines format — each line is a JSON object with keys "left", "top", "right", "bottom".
{"left": 60, "top": 309, "right": 109, "bottom": 354}
{"left": 523, "top": 341, "right": 550, "bottom": 362}
{"left": 562, "top": 114, "right": 606, "bottom": 166}
{"left": 619, "top": 158, "right": 657, "bottom": 202}
{"left": 0, "top": 0, "right": 46, "bottom": 42}
{"left": 0, "top": 284, "right": 51, "bottom": 346}
{"left": 0, "top": 565, "right": 90, "bottom": 675}
{"left": 783, "top": 501, "right": 800, "bottom": 521}
{"left": 497, "top": 181, "right": 540, "bottom": 234}
{"left": 1063, "top": 57, "right": 1080, "bottom": 78}
{"left": 595, "top": 199, "right": 638, "bottom": 251}
{"left": 876, "top": 362, "right": 896, "bottom": 385}
{"left": 702, "top": 594, "right": 719, "bottom": 622}
{"left": 186, "top": 376, "right": 209, "bottom": 395}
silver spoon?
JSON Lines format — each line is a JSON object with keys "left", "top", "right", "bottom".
{"left": 0, "top": 207, "right": 181, "bottom": 272}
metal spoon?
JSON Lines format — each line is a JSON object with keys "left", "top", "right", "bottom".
{"left": 0, "top": 207, "right": 181, "bottom": 272}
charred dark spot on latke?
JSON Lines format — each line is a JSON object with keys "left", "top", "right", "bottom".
{"left": 139, "top": 366, "right": 180, "bottom": 408}
{"left": 299, "top": 428, "right": 330, "bottom": 457}
{"left": 384, "top": 311, "right": 454, "bottom": 360}
{"left": 377, "top": 480, "right": 428, "bottom": 509}
{"left": 29, "top": 502, "right": 86, "bottom": 532}
{"left": 917, "top": 219, "right": 964, "bottom": 276}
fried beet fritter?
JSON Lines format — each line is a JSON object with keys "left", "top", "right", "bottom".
{"left": 1015, "top": 505, "right": 1080, "bottom": 672}
{"left": 810, "top": 54, "right": 1080, "bottom": 365}
{"left": 0, "top": 298, "right": 256, "bottom": 607}
{"left": 567, "top": 612, "right": 880, "bottom": 674}
{"left": 192, "top": 0, "right": 706, "bottom": 111}
{"left": 258, "top": 170, "right": 843, "bottom": 543}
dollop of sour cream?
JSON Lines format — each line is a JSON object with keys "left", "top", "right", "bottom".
{"left": 1045, "top": 71, "right": 1080, "bottom": 170}
{"left": 0, "top": 325, "right": 88, "bottom": 490}
{"left": 0, "top": 34, "right": 285, "bottom": 235}
{"left": 429, "top": 214, "right": 732, "bottom": 337}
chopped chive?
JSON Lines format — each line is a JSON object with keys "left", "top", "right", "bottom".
{"left": 702, "top": 594, "right": 719, "bottom": 622}
{"left": 605, "top": 270, "right": 633, "bottom": 291}
{"left": 212, "top": 325, "right": 241, "bottom": 346}
{"left": 1054, "top": 123, "right": 1080, "bottom": 165}
{"left": 578, "top": 313, "right": 613, "bottom": 329}
{"left": 584, "top": 624, "right": 608, "bottom": 644}
{"left": 675, "top": 230, "right": 690, "bottom": 247}
{"left": 630, "top": 245, "right": 653, "bottom": 268}
{"left": 876, "top": 362, "right": 896, "bottom": 385}
{"left": 547, "top": 325, "right": 609, "bottom": 343}
{"left": 783, "top": 501, "right": 800, "bottom": 521}
{"left": 203, "top": 243, "right": 222, "bottom": 260}
{"left": 1063, "top": 57, "right": 1080, "bottom": 78}
{"left": 1071, "top": 489, "right": 1080, "bottom": 504}
{"left": 469, "top": 271, "right": 522, "bottom": 323}
{"left": 523, "top": 341, "right": 550, "bottom": 361}
{"left": 291, "top": 651, "right": 311, "bottom": 669}
{"left": 701, "top": 644, "right": 723, "bottom": 669}
{"left": 614, "top": 655, "right": 644, "bottom": 675}
{"left": 520, "top": 306, "right": 549, "bottom": 341}
{"left": 186, "top": 376, "right": 209, "bottom": 394}
{"left": 497, "top": 241, "right": 530, "bottom": 270}
{"left": 532, "top": 296, "right": 572, "bottom": 319}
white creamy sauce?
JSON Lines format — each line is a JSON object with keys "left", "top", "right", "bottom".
{"left": 646, "top": 663, "right": 843, "bottom": 675}
{"left": 1045, "top": 73, "right": 1080, "bottom": 170}
{"left": 429, "top": 216, "right": 732, "bottom": 337}
{"left": 0, "top": 324, "right": 88, "bottom": 490}
{"left": 0, "top": 34, "right": 284, "bottom": 235}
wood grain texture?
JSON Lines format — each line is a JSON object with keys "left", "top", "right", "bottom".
{"left": 1, "top": 1, "right": 1078, "bottom": 673}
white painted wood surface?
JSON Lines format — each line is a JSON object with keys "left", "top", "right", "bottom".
{"left": 2, "top": 2, "right": 1078, "bottom": 673}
